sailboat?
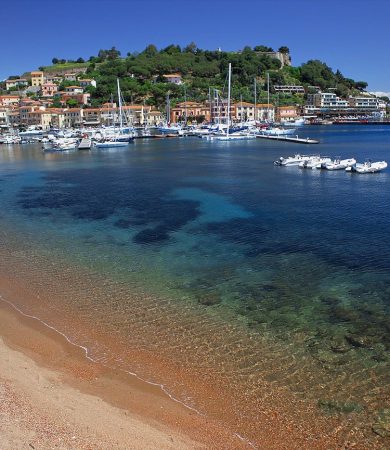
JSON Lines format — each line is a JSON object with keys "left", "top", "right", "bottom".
{"left": 215, "top": 63, "right": 256, "bottom": 141}
{"left": 157, "top": 93, "right": 182, "bottom": 133}
{"left": 95, "top": 79, "right": 133, "bottom": 148}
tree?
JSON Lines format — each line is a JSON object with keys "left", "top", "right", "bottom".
{"left": 355, "top": 81, "right": 368, "bottom": 91}
{"left": 49, "top": 99, "right": 63, "bottom": 108}
{"left": 143, "top": 44, "right": 158, "bottom": 57}
{"left": 66, "top": 98, "right": 79, "bottom": 107}
{"left": 278, "top": 46, "right": 290, "bottom": 54}
{"left": 52, "top": 58, "right": 59, "bottom": 64}
{"left": 76, "top": 57, "right": 85, "bottom": 63}
{"left": 184, "top": 42, "right": 197, "bottom": 53}
{"left": 254, "top": 45, "right": 273, "bottom": 52}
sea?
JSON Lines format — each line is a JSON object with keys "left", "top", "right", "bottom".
{"left": 0, "top": 125, "right": 389, "bottom": 447}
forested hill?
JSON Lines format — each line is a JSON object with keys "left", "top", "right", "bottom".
{"left": 45, "top": 44, "right": 369, "bottom": 108}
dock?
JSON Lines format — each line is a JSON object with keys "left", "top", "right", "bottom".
{"left": 78, "top": 138, "right": 92, "bottom": 150}
{"left": 256, "top": 134, "right": 319, "bottom": 144}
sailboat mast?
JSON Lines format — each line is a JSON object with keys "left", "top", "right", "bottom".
{"left": 254, "top": 77, "right": 257, "bottom": 122}
{"left": 267, "top": 72, "right": 270, "bottom": 121}
{"left": 184, "top": 85, "right": 187, "bottom": 124}
{"left": 166, "top": 93, "right": 170, "bottom": 124}
{"left": 117, "top": 78, "right": 123, "bottom": 130}
{"left": 208, "top": 87, "right": 212, "bottom": 123}
{"left": 227, "top": 62, "right": 231, "bottom": 136}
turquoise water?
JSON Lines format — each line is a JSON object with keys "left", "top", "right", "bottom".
{"left": 0, "top": 125, "right": 389, "bottom": 442}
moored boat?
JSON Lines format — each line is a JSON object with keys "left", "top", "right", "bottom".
{"left": 299, "top": 156, "right": 331, "bottom": 169}
{"left": 325, "top": 158, "right": 356, "bottom": 170}
{"left": 274, "top": 154, "right": 313, "bottom": 166}
{"left": 345, "top": 160, "right": 387, "bottom": 173}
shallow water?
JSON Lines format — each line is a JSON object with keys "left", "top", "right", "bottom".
{"left": 0, "top": 125, "right": 389, "bottom": 446}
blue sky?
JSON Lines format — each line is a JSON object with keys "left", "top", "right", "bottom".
{"left": 1, "top": 0, "right": 389, "bottom": 92}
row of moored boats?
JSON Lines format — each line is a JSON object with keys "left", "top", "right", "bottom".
{"left": 274, "top": 154, "right": 388, "bottom": 173}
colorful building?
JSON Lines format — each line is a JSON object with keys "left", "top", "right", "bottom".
{"left": 30, "top": 71, "right": 45, "bottom": 87}
{"left": 41, "top": 82, "right": 58, "bottom": 97}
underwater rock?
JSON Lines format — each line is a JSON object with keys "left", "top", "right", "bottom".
{"left": 332, "top": 306, "right": 360, "bottom": 323}
{"left": 329, "top": 337, "right": 352, "bottom": 354}
{"left": 318, "top": 399, "right": 363, "bottom": 415}
{"left": 196, "top": 292, "right": 221, "bottom": 307}
{"left": 345, "top": 333, "right": 377, "bottom": 349}
{"left": 372, "top": 409, "right": 390, "bottom": 438}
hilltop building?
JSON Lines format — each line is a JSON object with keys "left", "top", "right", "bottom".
{"left": 163, "top": 73, "right": 183, "bottom": 85}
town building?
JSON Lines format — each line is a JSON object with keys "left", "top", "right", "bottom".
{"left": 41, "top": 82, "right": 58, "bottom": 97}
{"left": 0, "top": 109, "right": 8, "bottom": 127}
{"left": 64, "top": 86, "right": 84, "bottom": 94}
{"left": 276, "top": 105, "right": 299, "bottom": 121}
{"left": 274, "top": 85, "right": 305, "bottom": 94}
{"left": 82, "top": 108, "right": 101, "bottom": 125}
{"left": 163, "top": 73, "right": 183, "bottom": 85}
{"left": 232, "top": 102, "right": 275, "bottom": 122}
{"left": 307, "top": 92, "right": 349, "bottom": 109}
{"left": 60, "top": 92, "right": 90, "bottom": 106}
{"left": 5, "top": 78, "right": 29, "bottom": 90}
{"left": 63, "top": 73, "right": 77, "bottom": 81}
{"left": 79, "top": 79, "right": 96, "bottom": 88}
{"left": 45, "top": 75, "right": 63, "bottom": 84}
{"left": 30, "top": 71, "right": 45, "bottom": 87}
{"left": 348, "top": 96, "right": 386, "bottom": 111}
{"left": 170, "top": 101, "right": 211, "bottom": 123}
{"left": 63, "top": 108, "right": 83, "bottom": 127}
{"left": 0, "top": 95, "right": 20, "bottom": 107}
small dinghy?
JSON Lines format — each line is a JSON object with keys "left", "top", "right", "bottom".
{"left": 274, "top": 154, "right": 312, "bottom": 166}
{"left": 299, "top": 156, "right": 331, "bottom": 169}
{"left": 345, "top": 160, "right": 387, "bottom": 173}
{"left": 325, "top": 157, "right": 356, "bottom": 170}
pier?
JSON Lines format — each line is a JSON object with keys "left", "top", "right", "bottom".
{"left": 256, "top": 134, "right": 319, "bottom": 144}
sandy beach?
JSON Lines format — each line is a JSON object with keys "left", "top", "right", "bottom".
{"left": 0, "top": 301, "right": 249, "bottom": 450}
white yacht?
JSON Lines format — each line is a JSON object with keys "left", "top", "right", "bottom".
{"left": 345, "top": 160, "right": 387, "bottom": 173}
{"left": 325, "top": 158, "right": 356, "bottom": 170}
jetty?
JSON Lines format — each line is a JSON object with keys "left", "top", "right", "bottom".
{"left": 256, "top": 134, "right": 319, "bottom": 144}
{"left": 78, "top": 137, "right": 92, "bottom": 150}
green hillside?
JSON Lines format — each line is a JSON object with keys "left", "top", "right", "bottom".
{"left": 35, "top": 44, "right": 370, "bottom": 108}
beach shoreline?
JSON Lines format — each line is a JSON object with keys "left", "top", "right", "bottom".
{"left": 0, "top": 298, "right": 249, "bottom": 449}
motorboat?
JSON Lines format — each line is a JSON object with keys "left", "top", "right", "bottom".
{"left": 280, "top": 118, "right": 306, "bottom": 127}
{"left": 94, "top": 140, "right": 129, "bottom": 148}
{"left": 261, "top": 127, "right": 296, "bottom": 136}
{"left": 299, "top": 156, "right": 331, "bottom": 169}
{"left": 345, "top": 160, "right": 387, "bottom": 173}
{"left": 44, "top": 138, "right": 79, "bottom": 152}
{"left": 274, "top": 154, "right": 313, "bottom": 166}
{"left": 325, "top": 158, "right": 356, "bottom": 170}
